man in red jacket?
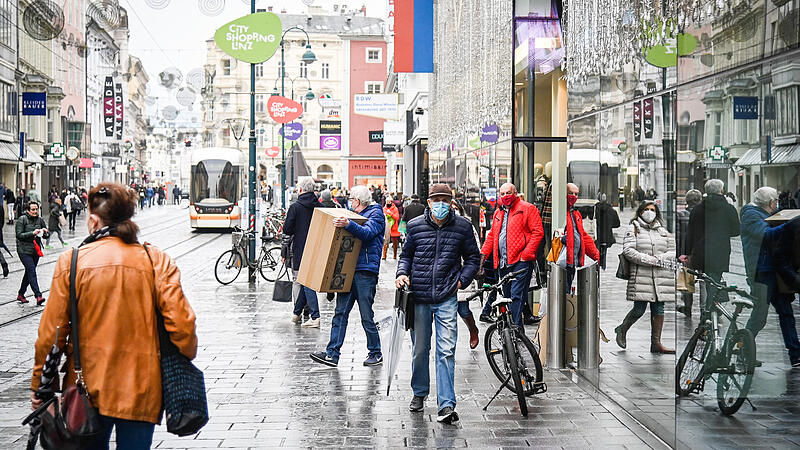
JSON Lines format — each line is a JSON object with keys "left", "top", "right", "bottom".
{"left": 564, "top": 183, "right": 600, "bottom": 288}
{"left": 480, "top": 183, "right": 543, "bottom": 329}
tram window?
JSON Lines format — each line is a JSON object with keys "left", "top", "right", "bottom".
{"left": 192, "top": 159, "right": 240, "bottom": 203}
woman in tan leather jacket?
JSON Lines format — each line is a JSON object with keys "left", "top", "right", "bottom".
{"left": 30, "top": 182, "right": 198, "bottom": 449}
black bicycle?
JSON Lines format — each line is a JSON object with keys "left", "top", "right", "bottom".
{"left": 466, "top": 269, "right": 546, "bottom": 416}
{"left": 676, "top": 268, "right": 757, "bottom": 415}
{"left": 214, "top": 226, "right": 286, "bottom": 284}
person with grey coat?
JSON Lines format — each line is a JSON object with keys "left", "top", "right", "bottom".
{"left": 614, "top": 201, "right": 676, "bottom": 354}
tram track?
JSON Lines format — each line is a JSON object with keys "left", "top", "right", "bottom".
{"left": 0, "top": 229, "right": 227, "bottom": 329}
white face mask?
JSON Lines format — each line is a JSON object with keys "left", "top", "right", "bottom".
{"left": 641, "top": 210, "right": 656, "bottom": 223}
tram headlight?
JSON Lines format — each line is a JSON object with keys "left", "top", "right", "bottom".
{"left": 226, "top": 206, "right": 233, "bottom": 213}
{"left": 194, "top": 206, "right": 200, "bottom": 213}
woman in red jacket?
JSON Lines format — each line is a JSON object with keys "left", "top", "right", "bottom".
{"left": 383, "top": 198, "right": 401, "bottom": 259}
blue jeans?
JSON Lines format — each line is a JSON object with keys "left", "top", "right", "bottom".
{"left": 326, "top": 271, "right": 381, "bottom": 360}
{"left": 457, "top": 300, "right": 472, "bottom": 318}
{"left": 85, "top": 415, "right": 155, "bottom": 450}
{"left": 18, "top": 252, "right": 41, "bottom": 297}
{"left": 749, "top": 273, "right": 800, "bottom": 364}
{"left": 411, "top": 296, "right": 458, "bottom": 411}
{"left": 292, "top": 271, "right": 320, "bottom": 319}
{"left": 499, "top": 261, "right": 532, "bottom": 329}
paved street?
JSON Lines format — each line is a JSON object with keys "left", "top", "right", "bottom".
{"left": 0, "top": 206, "right": 661, "bottom": 449}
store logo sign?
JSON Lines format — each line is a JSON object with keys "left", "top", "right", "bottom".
{"left": 22, "top": 92, "right": 46, "bottom": 116}
{"left": 268, "top": 96, "right": 303, "bottom": 123}
{"left": 280, "top": 122, "right": 303, "bottom": 140}
{"left": 214, "top": 13, "right": 282, "bottom": 64}
{"left": 733, "top": 96, "right": 758, "bottom": 120}
{"left": 320, "top": 135, "right": 341, "bottom": 150}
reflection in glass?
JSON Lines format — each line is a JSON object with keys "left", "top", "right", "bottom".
{"left": 191, "top": 159, "right": 240, "bottom": 204}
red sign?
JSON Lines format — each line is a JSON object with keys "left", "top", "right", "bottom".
{"left": 79, "top": 158, "right": 94, "bottom": 168}
{"left": 267, "top": 96, "right": 303, "bottom": 123}
{"left": 266, "top": 146, "right": 280, "bottom": 158}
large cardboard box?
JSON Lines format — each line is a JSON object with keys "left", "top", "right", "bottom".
{"left": 296, "top": 208, "right": 367, "bottom": 292}
{"left": 766, "top": 209, "right": 800, "bottom": 225}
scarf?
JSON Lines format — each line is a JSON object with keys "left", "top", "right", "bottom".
{"left": 79, "top": 225, "right": 116, "bottom": 248}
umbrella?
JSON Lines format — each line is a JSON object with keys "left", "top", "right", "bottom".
{"left": 22, "top": 327, "right": 62, "bottom": 450}
{"left": 385, "top": 289, "right": 414, "bottom": 396}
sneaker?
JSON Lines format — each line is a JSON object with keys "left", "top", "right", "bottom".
{"left": 523, "top": 316, "right": 541, "bottom": 325}
{"left": 45, "top": 245, "right": 53, "bottom": 250}
{"left": 310, "top": 351, "right": 338, "bottom": 367}
{"left": 301, "top": 317, "right": 320, "bottom": 328}
{"left": 363, "top": 354, "right": 383, "bottom": 366}
{"left": 479, "top": 314, "right": 493, "bottom": 324}
{"left": 436, "top": 407, "right": 459, "bottom": 424}
{"left": 36, "top": 296, "right": 46, "bottom": 307}
{"left": 62, "top": 242, "right": 69, "bottom": 247}
{"left": 291, "top": 314, "right": 302, "bottom": 324}
{"left": 17, "top": 294, "right": 28, "bottom": 304}
{"left": 409, "top": 395, "right": 425, "bottom": 412}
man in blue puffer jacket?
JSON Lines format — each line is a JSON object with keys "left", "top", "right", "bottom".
{"left": 396, "top": 184, "right": 480, "bottom": 424}
{"left": 311, "top": 185, "right": 386, "bottom": 367}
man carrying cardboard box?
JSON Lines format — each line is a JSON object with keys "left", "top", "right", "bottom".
{"left": 396, "top": 184, "right": 481, "bottom": 425}
{"left": 310, "top": 185, "right": 386, "bottom": 367}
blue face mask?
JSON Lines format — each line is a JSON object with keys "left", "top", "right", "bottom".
{"left": 430, "top": 201, "right": 450, "bottom": 219}
{"left": 348, "top": 199, "right": 357, "bottom": 211}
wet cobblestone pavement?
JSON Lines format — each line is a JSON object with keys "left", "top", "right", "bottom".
{"left": 0, "top": 206, "right": 659, "bottom": 449}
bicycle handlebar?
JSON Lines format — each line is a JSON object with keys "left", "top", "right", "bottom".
{"left": 684, "top": 268, "right": 756, "bottom": 301}
{"left": 465, "top": 268, "right": 528, "bottom": 302}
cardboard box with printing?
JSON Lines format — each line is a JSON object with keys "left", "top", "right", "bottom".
{"left": 296, "top": 208, "right": 367, "bottom": 292}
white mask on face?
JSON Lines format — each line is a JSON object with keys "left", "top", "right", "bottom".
{"left": 641, "top": 210, "right": 656, "bottom": 223}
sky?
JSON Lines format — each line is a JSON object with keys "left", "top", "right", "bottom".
{"left": 120, "top": 0, "right": 390, "bottom": 126}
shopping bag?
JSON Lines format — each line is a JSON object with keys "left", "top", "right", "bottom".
{"left": 546, "top": 231, "right": 563, "bottom": 263}
{"left": 271, "top": 272, "right": 293, "bottom": 303}
{"left": 676, "top": 268, "right": 695, "bottom": 293}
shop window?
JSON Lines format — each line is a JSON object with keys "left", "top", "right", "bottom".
{"left": 776, "top": 86, "right": 798, "bottom": 136}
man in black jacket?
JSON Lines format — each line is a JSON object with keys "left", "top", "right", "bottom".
{"left": 676, "top": 189, "right": 701, "bottom": 315}
{"left": 283, "top": 177, "right": 321, "bottom": 328}
{"left": 681, "top": 179, "right": 740, "bottom": 306}
{"left": 396, "top": 184, "right": 480, "bottom": 424}
{"left": 594, "top": 193, "right": 620, "bottom": 269}
{"left": 401, "top": 194, "right": 425, "bottom": 223}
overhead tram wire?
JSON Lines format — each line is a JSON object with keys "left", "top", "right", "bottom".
{"left": 121, "top": 0, "right": 179, "bottom": 69}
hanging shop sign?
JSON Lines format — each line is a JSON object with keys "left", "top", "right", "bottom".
{"left": 320, "top": 120, "right": 341, "bottom": 134}
{"left": 320, "top": 135, "right": 341, "bottom": 150}
{"left": 353, "top": 93, "right": 399, "bottom": 120}
{"left": 468, "top": 134, "right": 481, "bottom": 149}
{"left": 318, "top": 94, "right": 341, "bottom": 109}
{"left": 369, "top": 130, "right": 384, "bottom": 142}
{"left": 642, "top": 98, "right": 654, "bottom": 139}
{"left": 382, "top": 145, "right": 396, "bottom": 152}
{"left": 709, "top": 145, "right": 727, "bottom": 161}
{"left": 325, "top": 109, "right": 341, "bottom": 119}
{"left": 114, "top": 82, "right": 124, "bottom": 140}
{"left": 66, "top": 146, "right": 79, "bottom": 160}
{"left": 268, "top": 96, "right": 303, "bottom": 123}
{"left": 633, "top": 101, "right": 642, "bottom": 142}
{"left": 266, "top": 146, "right": 280, "bottom": 158}
{"left": 79, "top": 158, "right": 95, "bottom": 168}
{"left": 383, "top": 120, "right": 406, "bottom": 145}
{"left": 213, "top": 12, "right": 282, "bottom": 64}
{"left": 49, "top": 142, "right": 65, "bottom": 159}
{"left": 279, "top": 122, "right": 303, "bottom": 140}
{"left": 103, "top": 77, "right": 115, "bottom": 138}
{"left": 733, "top": 96, "right": 758, "bottom": 120}
{"left": 22, "top": 92, "right": 46, "bottom": 116}
{"left": 480, "top": 124, "right": 499, "bottom": 143}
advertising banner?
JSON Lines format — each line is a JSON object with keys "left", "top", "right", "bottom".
{"left": 103, "top": 77, "right": 115, "bottom": 138}
{"left": 319, "top": 120, "right": 341, "bottom": 135}
{"left": 280, "top": 122, "right": 303, "bottom": 140}
{"left": 383, "top": 120, "right": 405, "bottom": 145}
{"left": 643, "top": 98, "right": 653, "bottom": 139}
{"left": 733, "top": 96, "right": 758, "bottom": 120}
{"left": 353, "top": 93, "right": 398, "bottom": 120}
{"left": 268, "top": 96, "right": 303, "bottom": 123}
{"left": 114, "top": 83, "right": 124, "bottom": 140}
{"left": 213, "top": 12, "right": 282, "bottom": 64}
{"left": 369, "top": 130, "right": 383, "bottom": 142}
{"left": 266, "top": 146, "right": 280, "bottom": 158}
{"left": 320, "top": 135, "right": 341, "bottom": 150}
{"left": 633, "top": 101, "right": 642, "bottom": 142}
{"left": 480, "top": 124, "right": 499, "bottom": 143}
{"left": 22, "top": 92, "right": 46, "bottom": 116}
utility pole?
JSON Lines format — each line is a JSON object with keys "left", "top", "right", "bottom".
{"left": 247, "top": 0, "right": 258, "bottom": 282}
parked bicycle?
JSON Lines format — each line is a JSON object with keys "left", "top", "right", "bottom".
{"left": 465, "top": 269, "right": 546, "bottom": 416}
{"left": 214, "top": 226, "right": 287, "bottom": 285}
{"left": 676, "top": 268, "right": 757, "bottom": 415}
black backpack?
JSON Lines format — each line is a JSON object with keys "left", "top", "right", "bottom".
{"left": 70, "top": 197, "right": 83, "bottom": 211}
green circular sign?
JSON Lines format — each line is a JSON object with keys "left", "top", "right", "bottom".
{"left": 214, "top": 12, "right": 282, "bottom": 64}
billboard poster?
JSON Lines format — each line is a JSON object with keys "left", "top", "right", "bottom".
{"left": 633, "top": 101, "right": 641, "bottom": 142}
{"left": 103, "top": 77, "right": 115, "bottom": 138}
{"left": 643, "top": 98, "right": 653, "bottom": 139}
{"left": 320, "top": 135, "right": 341, "bottom": 150}
{"left": 353, "top": 93, "right": 399, "bottom": 120}
{"left": 114, "top": 82, "right": 124, "bottom": 140}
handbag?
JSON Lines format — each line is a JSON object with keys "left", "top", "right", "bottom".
{"left": 615, "top": 253, "right": 631, "bottom": 280}
{"left": 546, "top": 231, "right": 563, "bottom": 263}
{"left": 677, "top": 267, "right": 695, "bottom": 293}
{"left": 39, "top": 249, "right": 103, "bottom": 450}
{"left": 143, "top": 245, "right": 209, "bottom": 436}
{"left": 58, "top": 213, "right": 67, "bottom": 228}
{"left": 394, "top": 287, "right": 415, "bottom": 330}
{"left": 272, "top": 270, "right": 293, "bottom": 303}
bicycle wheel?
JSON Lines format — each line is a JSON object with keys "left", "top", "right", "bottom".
{"left": 514, "top": 330, "right": 544, "bottom": 397}
{"left": 259, "top": 246, "right": 286, "bottom": 282}
{"left": 503, "top": 327, "right": 528, "bottom": 416}
{"left": 676, "top": 324, "right": 710, "bottom": 397}
{"left": 717, "top": 328, "right": 756, "bottom": 415}
{"left": 215, "top": 249, "right": 243, "bottom": 285}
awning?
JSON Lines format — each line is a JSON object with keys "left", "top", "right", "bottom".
{"left": 736, "top": 144, "right": 800, "bottom": 167}
{"left": 0, "top": 142, "right": 46, "bottom": 164}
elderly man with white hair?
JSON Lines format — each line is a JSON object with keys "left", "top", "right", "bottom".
{"left": 283, "top": 176, "right": 321, "bottom": 327}
{"left": 740, "top": 186, "right": 800, "bottom": 366}
{"left": 682, "top": 179, "right": 740, "bottom": 308}
{"left": 310, "top": 184, "right": 386, "bottom": 367}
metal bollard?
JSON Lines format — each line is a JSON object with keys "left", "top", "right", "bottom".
{"left": 547, "top": 262, "right": 566, "bottom": 369}
{"left": 577, "top": 262, "right": 600, "bottom": 369}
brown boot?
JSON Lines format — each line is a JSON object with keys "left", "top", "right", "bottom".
{"left": 462, "top": 314, "right": 480, "bottom": 349}
{"left": 650, "top": 315, "right": 675, "bottom": 354}
{"left": 614, "top": 309, "right": 640, "bottom": 349}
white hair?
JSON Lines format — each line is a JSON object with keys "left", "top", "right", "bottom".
{"left": 705, "top": 179, "right": 725, "bottom": 195}
{"left": 297, "top": 176, "right": 315, "bottom": 193}
{"left": 753, "top": 186, "right": 778, "bottom": 209}
{"left": 350, "top": 185, "right": 373, "bottom": 205}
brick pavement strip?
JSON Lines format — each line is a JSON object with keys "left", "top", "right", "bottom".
{"left": 0, "top": 208, "right": 653, "bottom": 449}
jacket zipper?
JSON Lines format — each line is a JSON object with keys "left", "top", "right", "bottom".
{"left": 432, "top": 227, "right": 440, "bottom": 301}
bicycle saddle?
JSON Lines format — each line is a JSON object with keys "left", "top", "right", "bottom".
{"left": 731, "top": 298, "right": 754, "bottom": 309}
{"left": 493, "top": 297, "right": 513, "bottom": 306}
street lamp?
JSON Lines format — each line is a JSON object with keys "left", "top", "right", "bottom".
{"left": 278, "top": 26, "right": 316, "bottom": 209}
